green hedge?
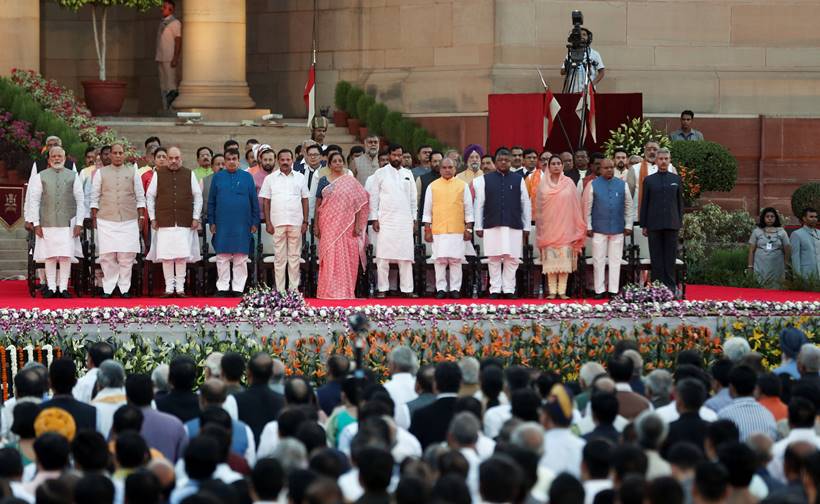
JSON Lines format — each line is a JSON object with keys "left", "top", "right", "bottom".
{"left": 334, "top": 80, "right": 450, "bottom": 153}
{"left": 688, "top": 247, "right": 761, "bottom": 288}
{"left": 0, "top": 77, "right": 87, "bottom": 162}
{"left": 792, "top": 182, "right": 820, "bottom": 220}
{"left": 670, "top": 140, "right": 738, "bottom": 193}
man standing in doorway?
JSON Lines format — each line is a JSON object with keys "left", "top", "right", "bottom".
{"left": 156, "top": 0, "right": 181, "bottom": 110}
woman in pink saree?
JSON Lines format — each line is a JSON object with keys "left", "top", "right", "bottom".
{"left": 535, "top": 155, "right": 587, "bottom": 299}
{"left": 315, "top": 151, "right": 370, "bottom": 299}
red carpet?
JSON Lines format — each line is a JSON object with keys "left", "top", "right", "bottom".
{"left": 0, "top": 281, "right": 816, "bottom": 310}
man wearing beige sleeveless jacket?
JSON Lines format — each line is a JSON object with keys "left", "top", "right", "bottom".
{"left": 90, "top": 143, "right": 147, "bottom": 298}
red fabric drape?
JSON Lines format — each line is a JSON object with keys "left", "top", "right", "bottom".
{"left": 488, "top": 93, "right": 643, "bottom": 154}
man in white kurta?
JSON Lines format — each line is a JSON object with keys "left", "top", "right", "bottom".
{"left": 26, "top": 146, "right": 85, "bottom": 298}
{"left": 368, "top": 145, "right": 418, "bottom": 298}
{"left": 422, "top": 158, "right": 474, "bottom": 299}
{"left": 90, "top": 143, "right": 147, "bottom": 298}
{"left": 145, "top": 147, "right": 203, "bottom": 297}
{"left": 474, "top": 149, "right": 531, "bottom": 298}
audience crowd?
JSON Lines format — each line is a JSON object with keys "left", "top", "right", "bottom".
{"left": 0, "top": 326, "right": 817, "bottom": 504}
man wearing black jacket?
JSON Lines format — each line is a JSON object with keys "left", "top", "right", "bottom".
{"left": 663, "top": 378, "right": 710, "bottom": 456}
{"left": 234, "top": 352, "right": 285, "bottom": 445}
{"left": 409, "top": 361, "right": 462, "bottom": 450}
{"left": 639, "top": 148, "right": 684, "bottom": 292}
{"left": 41, "top": 358, "right": 96, "bottom": 432}
{"left": 155, "top": 356, "right": 201, "bottom": 423}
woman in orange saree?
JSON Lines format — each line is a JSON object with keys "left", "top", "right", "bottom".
{"left": 315, "top": 151, "right": 370, "bottom": 299}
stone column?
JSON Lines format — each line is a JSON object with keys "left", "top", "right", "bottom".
{"left": 0, "top": 0, "right": 40, "bottom": 76}
{"left": 174, "top": 0, "right": 256, "bottom": 110}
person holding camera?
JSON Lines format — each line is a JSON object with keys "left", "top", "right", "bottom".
{"left": 561, "top": 28, "right": 605, "bottom": 93}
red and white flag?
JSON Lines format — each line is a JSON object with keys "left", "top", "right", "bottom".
{"left": 543, "top": 87, "right": 561, "bottom": 146}
{"left": 304, "top": 63, "right": 316, "bottom": 127}
{"left": 575, "top": 82, "right": 597, "bottom": 143}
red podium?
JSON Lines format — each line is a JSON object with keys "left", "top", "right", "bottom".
{"left": 488, "top": 93, "right": 642, "bottom": 154}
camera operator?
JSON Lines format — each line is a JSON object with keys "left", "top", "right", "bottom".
{"left": 560, "top": 28, "right": 605, "bottom": 93}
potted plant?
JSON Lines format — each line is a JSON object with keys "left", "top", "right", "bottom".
{"left": 333, "top": 81, "right": 351, "bottom": 127}
{"left": 345, "top": 87, "right": 364, "bottom": 137}
{"left": 356, "top": 94, "right": 375, "bottom": 141}
{"left": 53, "top": 0, "right": 162, "bottom": 116}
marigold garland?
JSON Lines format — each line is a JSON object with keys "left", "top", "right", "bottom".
{"left": 0, "top": 350, "right": 7, "bottom": 402}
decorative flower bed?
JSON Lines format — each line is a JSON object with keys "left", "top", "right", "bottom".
{"left": 10, "top": 69, "right": 137, "bottom": 160}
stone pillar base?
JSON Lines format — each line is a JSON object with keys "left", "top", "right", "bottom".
{"left": 173, "top": 83, "right": 256, "bottom": 109}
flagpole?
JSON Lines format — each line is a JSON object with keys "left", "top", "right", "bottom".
{"left": 537, "top": 67, "right": 573, "bottom": 153}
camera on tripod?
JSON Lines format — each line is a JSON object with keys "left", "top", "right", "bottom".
{"left": 566, "top": 10, "right": 588, "bottom": 65}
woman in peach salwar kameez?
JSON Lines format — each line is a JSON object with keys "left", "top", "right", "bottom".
{"left": 315, "top": 151, "right": 369, "bottom": 299}
{"left": 535, "top": 155, "right": 587, "bottom": 299}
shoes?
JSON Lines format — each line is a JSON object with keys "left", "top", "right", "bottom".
{"left": 559, "top": 294, "right": 570, "bottom": 300}
{"left": 230, "top": 291, "right": 243, "bottom": 298}
{"left": 176, "top": 292, "right": 188, "bottom": 299}
{"left": 435, "top": 290, "right": 447, "bottom": 299}
{"left": 450, "top": 291, "right": 461, "bottom": 299}
{"left": 42, "top": 289, "right": 55, "bottom": 299}
{"left": 161, "top": 292, "right": 175, "bottom": 298}
{"left": 593, "top": 293, "right": 605, "bottom": 300}
{"left": 404, "top": 292, "right": 419, "bottom": 299}
{"left": 547, "top": 293, "right": 557, "bottom": 300}
{"left": 375, "top": 291, "right": 386, "bottom": 299}
{"left": 60, "top": 290, "right": 72, "bottom": 299}
{"left": 101, "top": 293, "right": 112, "bottom": 299}
{"left": 505, "top": 293, "right": 518, "bottom": 300}
{"left": 489, "top": 293, "right": 501, "bottom": 300}
{"left": 121, "top": 292, "right": 132, "bottom": 299}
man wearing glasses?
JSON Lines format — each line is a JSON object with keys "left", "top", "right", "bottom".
{"left": 295, "top": 143, "right": 324, "bottom": 222}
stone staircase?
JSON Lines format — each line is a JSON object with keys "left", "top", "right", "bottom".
{"left": 98, "top": 117, "right": 359, "bottom": 169}
{"left": 0, "top": 227, "right": 28, "bottom": 280}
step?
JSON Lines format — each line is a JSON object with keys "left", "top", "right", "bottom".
{"left": 0, "top": 272, "right": 26, "bottom": 281}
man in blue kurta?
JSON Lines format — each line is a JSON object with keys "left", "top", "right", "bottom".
{"left": 207, "top": 147, "right": 260, "bottom": 297}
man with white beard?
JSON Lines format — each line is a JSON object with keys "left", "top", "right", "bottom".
{"left": 26, "top": 146, "right": 84, "bottom": 298}
{"left": 91, "top": 143, "right": 147, "bottom": 298}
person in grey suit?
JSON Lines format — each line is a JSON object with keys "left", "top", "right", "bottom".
{"left": 790, "top": 207, "right": 819, "bottom": 280}
{"left": 639, "top": 148, "right": 684, "bottom": 293}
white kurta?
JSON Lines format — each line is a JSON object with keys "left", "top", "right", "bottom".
{"left": 90, "top": 165, "right": 146, "bottom": 255}
{"left": 25, "top": 169, "right": 85, "bottom": 261}
{"left": 422, "top": 182, "right": 474, "bottom": 260}
{"left": 368, "top": 165, "right": 418, "bottom": 261}
{"left": 145, "top": 171, "right": 203, "bottom": 262}
{"left": 473, "top": 175, "right": 531, "bottom": 258}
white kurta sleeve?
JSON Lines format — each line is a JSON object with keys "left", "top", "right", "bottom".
{"left": 145, "top": 175, "right": 158, "bottom": 221}
{"left": 191, "top": 172, "right": 203, "bottom": 220}
{"left": 422, "top": 186, "right": 433, "bottom": 224}
{"left": 463, "top": 185, "right": 474, "bottom": 224}
{"left": 26, "top": 173, "right": 43, "bottom": 226}
{"left": 24, "top": 162, "right": 39, "bottom": 222}
{"left": 583, "top": 183, "right": 594, "bottom": 231}
{"left": 134, "top": 170, "right": 146, "bottom": 209}
{"left": 90, "top": 170, "right": 102, "bottom": 210}
{"left": 72, "top": 174, "right": 85, "bottom": 224}
{"left": 409, "top": 172, "right": 418, "bottom": 221}
{"left": 624, "top": 184, "right": 634, "bottom": 230}
{"left": 368, "top": 171, "right": 380, "bottom": 221}
{"left": 474, "top": 179, "right": 485, "bottom": 231}
{"left": 520, "top": 179, "right": 532, "bottom": 232}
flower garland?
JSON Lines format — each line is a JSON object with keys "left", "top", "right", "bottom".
{"left": 0, "top": 349, "right": 7, "bottom": 402}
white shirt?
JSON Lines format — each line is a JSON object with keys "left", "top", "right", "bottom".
{"left": 483, "top": 404, "right": 512, "bottom": 439}
{"left": 368, "top": 165, "right": 418, "bottom": 262}
{"left": 155, "top": 15, "right": 182, "bottom": 62}
{"left": 564, "top": 47, "right": 605, "bottom": 94}
{"left": 92, "top": 387, "right": 127, "bottom": 439}
{"left": 301, "top": 163, "right": 322, "bottom": 221}
{"left": 337, "top": 422, "right": 422, "bottom": 463}
{"left": 539, "top": 428, "right": 586, "bottom": 478}
{"left": 339, "top": 468, "right": 399, "bottom": 503}
{"left": 259, "top": 170, "right": 309, "bottom": 227}
{"left": 654, "top": 402, "right": 718, "bottom": 424}
{"left": 256, "top": 420, "right": 281, "bottom": 460}
{"left": 384, "top": 373, "right": 418, "bottom": 408}
{"left": 584, "top": 479, "right": 613, "bottom": 504}
{"left": 767, "top": 428, "right": 820, "bottom": 482}
{"left": 73, "top": 368, "right": 99, "bottom": 403}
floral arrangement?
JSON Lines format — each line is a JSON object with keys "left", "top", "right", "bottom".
{"left": 0, "top": 314, "right": 810, "bottom": 389}
{"left": 603, "top": 117, "right": 671, "bottom": 158}
{"left": 678, "top": 164, "right": 702, "bottom": 205}
{"left": 239, "top": 285, "right": 308, "bottom": 310}
{"left": 0, "top": 344, "right": 63, "bottom": 401}
{"left": 10, "top": 69, "right": 137, "bottom": 160}
{"left": 0, "top": 110, "right": 44, "bottom": 156}
{"left": 611, "top": 282, "right": 676, "bottom": 305}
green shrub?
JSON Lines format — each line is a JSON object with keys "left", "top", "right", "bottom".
{"left": 345, "top": 87, "right": 364, "bottom": 117}
{"left": 785, "top": 272, "right": 820, "bottom": 292}
{"left": 682, "top": 203, "right": 755, "bottom": 265}
{"left": 411, "top": 127, "right": 431, "bottom": 155}
{"left": 356, "top": 94, "right": 375, "bottom": 125}
{"left": 398, "top": 121, "right": 417, "bottom": 151}
{"left": 791, "top": 182, "right": 820, "bottom": 220}
{"left": 367, "top": 103, "right": 388, "bottom": 136}
{"left": 334, "top": 81, "right": 351, "bottom": 111}
{"left": 428, "top": 138, "right": 445, "bottom": 153}
{"left": 670, "top": 140, "right": 738, "bottom": 193}
{"left": 688, "top": 247, "right": 761, "bottom": 288}
{"left": 383, "top": 111, "right": 402, "bottom": 142}
{"left": 603, "top": 117, "right": 670, "bottom": 158}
